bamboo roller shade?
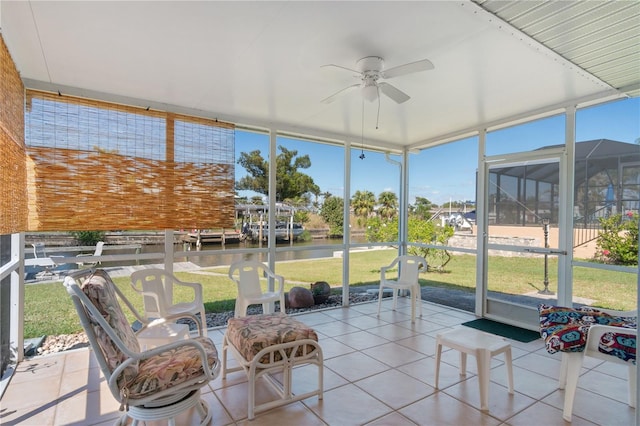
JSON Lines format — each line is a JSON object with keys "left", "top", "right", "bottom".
{"left": 25, "top": 90, "right": 235, "bottom": 231}
{"left": 0, "top": 34, "right": 27, "bottom": 234}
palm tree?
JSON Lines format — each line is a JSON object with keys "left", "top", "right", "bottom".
{"left": 351, "top": 190, "right": 376, "bottom": 225}
{"left": 377, "top": 191, "right": 398, "bottom": 221}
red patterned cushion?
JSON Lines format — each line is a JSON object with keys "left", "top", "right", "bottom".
{"left": 599, "top": 331, "right": 636, "bottom": 364}
{"left": 539, "top": 304, "right": 636, "bottom": 355}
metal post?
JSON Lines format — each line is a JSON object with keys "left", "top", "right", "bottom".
{"left": 539, "top": 218, "right": 554, "bottom": 295}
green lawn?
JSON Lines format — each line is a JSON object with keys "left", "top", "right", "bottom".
{"left": 24, "top": 250, "right": 637, "bottom": 337}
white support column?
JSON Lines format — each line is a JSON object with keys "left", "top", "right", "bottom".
{"left": 399, "top": 150, "right": 409, "bottom": 255}
{"left": 164, "top": 229, "right": 174, "bottom": 303}
{"left": 342, "top": 141, "right": 351, "bottom": 307}
{"left": 12, "top": 233, "right": 25, "bottom": 363}
{"left": 637, "top": 231, "right": 640, "bottom": 423}
{"left": 558, "top": 106, "right": 576, "bottom": 306}
{"left": 268, "top": 129, "right": 277, "bottom": 293}
{"left": 475, "top": 130, "right": 487, "bottom": 316}
{"left": 385, "top": 152, "right": 404, "bottom": 256}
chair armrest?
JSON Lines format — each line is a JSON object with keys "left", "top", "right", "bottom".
{"left": 261, "top": 267, "right": 285, "bottom": 294}
{"left": 380, "top": 258, "right": 400, "bottom": 278}
{"left": 137, "top": 290, "right": 163, "bottom": 308}
{"left": 585, "top": 324, "right": 637, "bottom": 351}
{"left": 273, "top": 274, "right": 285, "bottom": 294}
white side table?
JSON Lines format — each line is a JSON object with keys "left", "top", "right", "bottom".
{"left": 137, "top": 323, "right": 190, "bottom": 350}
{"left": 435, "top": 327, "right": 514, "bottom": 411}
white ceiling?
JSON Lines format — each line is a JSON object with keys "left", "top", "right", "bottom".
{"left": 1, "top": 1, "right": 636, "bottom": 153}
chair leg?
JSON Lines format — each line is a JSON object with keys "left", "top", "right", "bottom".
{"left": 195, "top": 398, "right": 212, "bottom": 425}
{"left": 198, "top": 309, "right": 207, "bottom": 333}
{"left": 628, "top": 364, "right": 637, "bottom": 408}
{"left": 376, "top": 285, "right": 384, "bottom": 317}
{"left": 559, "top": 352, "right": 568, "bottom": 389}
{"left": 476, "top": 348, "right": 490, "bottom": 411}
{"left": 562, "top": 352, "right": 584, "bottom": 422}
{"left": 235, "top": 301, "right": 249, "bottom": 317}
{"left": 412, "top": 284, "right": 422, "bottom": 321}
{"left": 409, "top": 287, "right": 416, "bottom": 323}
{"left": 434, "top": 338, "right": 442, "bottom": 389}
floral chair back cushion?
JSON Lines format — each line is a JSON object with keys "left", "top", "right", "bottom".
{"left": 82, "top": 272, "right": 141, "bottom": 387}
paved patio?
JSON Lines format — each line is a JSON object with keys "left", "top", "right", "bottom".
{"left": 1, "top": 297, "right": 635, "bottom": 425}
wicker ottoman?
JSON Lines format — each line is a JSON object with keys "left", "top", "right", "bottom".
{"left": 221, "top": 313, "right": 323, "bottom": 420}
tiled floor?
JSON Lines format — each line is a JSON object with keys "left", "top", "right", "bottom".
{"left": 1, "top": 298, "right": 636, "bottom": 425}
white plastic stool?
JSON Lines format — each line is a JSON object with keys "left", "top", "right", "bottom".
{"left": 435, "top": 327, "right": 514, "bottom": 411}
{"left": 137, "top": 322, "right": 190, "bottom": 350}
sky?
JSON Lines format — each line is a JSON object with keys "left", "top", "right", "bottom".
{"left": 235, "top": 97, "right": 640, "bottom": 207}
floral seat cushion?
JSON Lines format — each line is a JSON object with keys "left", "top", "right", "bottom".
{"left": 129, "top": 336, "right": 219, "bottom": 399}
{"left": 226, "top": 313, "right": 318, "bottom": 364}
{"left": 539, "top": 304, "right": 636, "bottom": 363}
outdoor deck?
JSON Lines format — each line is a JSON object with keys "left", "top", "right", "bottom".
{"left": 1, "top": 298, "right": 634, "bottom": 425}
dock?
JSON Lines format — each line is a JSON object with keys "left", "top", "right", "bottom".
{"left": 181, "top": 231, "right": 245, "bottom": 245}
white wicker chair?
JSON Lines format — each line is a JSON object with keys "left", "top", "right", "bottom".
{"left": 65, "top": 268, "right": 219, "bottom": 426}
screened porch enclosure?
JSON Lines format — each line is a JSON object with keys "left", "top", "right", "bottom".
{"left": 489, "top": 139, "right": 640, "bottom": 238}
{"left": 1, "top": 2, "right": 639, "bottom": 421}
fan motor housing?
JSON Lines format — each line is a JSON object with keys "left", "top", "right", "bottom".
{"left": 357, "top": 56, "right": 384, "bottom": 73}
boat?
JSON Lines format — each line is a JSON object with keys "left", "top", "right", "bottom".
{"left": 246, "top": 222, "right": 304, "bottom": 241}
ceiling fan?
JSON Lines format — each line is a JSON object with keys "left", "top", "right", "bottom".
{"left": 321, "top": 56, "right": 434, "bottom": 104}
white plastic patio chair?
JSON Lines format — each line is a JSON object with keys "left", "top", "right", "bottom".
{"left": 559, "top": 308, "right": 637, "bottom": 422}
{"left": 130, "top": 268, "right": 207, "bottom": 334}
{"left": 376, "top": 255, "right": 427, "bottom": 323}
{"left": 30, "top": 242, "right": 60, "bottom": 277}
{"left": 76, "top": 241, "right": 105, "bottom": 266}
{"left": 228, "top": 260, "right": 285, "bottom": 317}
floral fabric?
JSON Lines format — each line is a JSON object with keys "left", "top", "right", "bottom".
{"left": 129, "top": 336, "right": 219, "bottom": 398}
{"left": 81, "top": 270, "right": 219, "bottom": 398}
{"left": 82, "top": 272, "right": 141, "bottom": 388}
{"left": 226, "top": 313, "right": 318, "bottom": 364}
{"left": 539, "top": 304, "right": 636, "bottom": 362}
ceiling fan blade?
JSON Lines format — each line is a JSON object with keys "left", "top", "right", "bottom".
{"left": 320, "top": 63, "right": 361, "bottom": 75}
{"left": 321, "top": 83, "right": 360, "bottom": 104}
{"left": 382, "top": 58, "right": 434, "bottom": 79}
{"left": 378, "top": 82, "right": 410, "bottom": 104}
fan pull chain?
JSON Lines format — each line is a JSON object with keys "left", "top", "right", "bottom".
{"left": 376, "top": 86, "right": 381, "bottom": 129}
{"left": 359, "top": 97, "right": 365, "bottom": 159}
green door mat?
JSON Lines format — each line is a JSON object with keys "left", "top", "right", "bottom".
{"left": 462, "top": 318, "right": 540, "bottom": 343}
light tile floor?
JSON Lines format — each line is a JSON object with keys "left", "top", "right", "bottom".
{"left": 1, "top": 298, "right": 636, "bottom": 425}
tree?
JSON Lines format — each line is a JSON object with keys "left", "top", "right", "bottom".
{"left": 351, "top": 190, "right": 376, "bottom": 226}
{"left": 412, "top": 196, "right": 435, "bottom": 220}
{"left": 236, "top": 146, "right": 320, "bottom": 202}
{"left": 377, "top": 191, "right": 398, "bottom": 221}
{"left": 294, "top": 210, "right": 310, "bottom": 225}
{"left": 320, "top": 196, "right": 344, "bottom": 236}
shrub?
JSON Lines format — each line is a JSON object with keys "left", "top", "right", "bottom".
{"left": 71, "top": 230, "right": 105, "bottom": 246}
{"left": 594, "top": 211, "right": 638, "bottom": 265}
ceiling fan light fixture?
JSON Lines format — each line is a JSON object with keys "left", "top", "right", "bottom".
{"left": 362, "top": 84, "right": 378, "bottom": 102}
